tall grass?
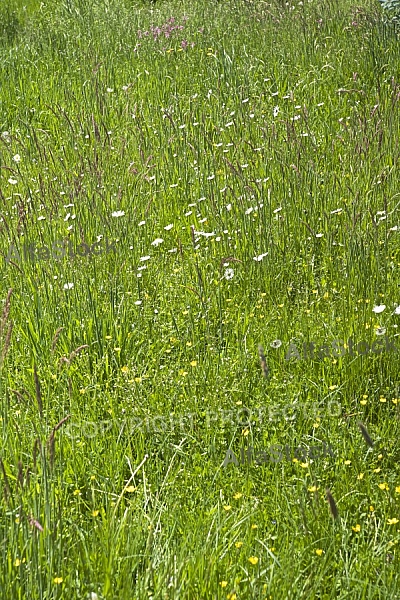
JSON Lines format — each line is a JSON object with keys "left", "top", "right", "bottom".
{"left": 0, "top": 0, "right": 400, "bottom": 597}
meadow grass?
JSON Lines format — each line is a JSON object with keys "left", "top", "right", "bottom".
{"left": 0, "top": 0, "right": 400, "bottom": 597}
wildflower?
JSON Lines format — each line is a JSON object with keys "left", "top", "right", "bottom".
{"left": 235, "top": 541, "right": 243, "bottom": 548}
{"left": 357, "top": 473, "right": 364, "bottom": 480}
{"left": 223, "top": 505, "right": 232, "bottom": 511}
{"left": 248, "top": 556, "right": 259, "bottom": 565}
{"left": 140, "top": 255, "right": 150, "bottom": 261}
{"left": 151, "top": 238, "right": 164, "bottom": 246}
{"left": 315, "top": 549, "right": 323, "bottom": 556}
{"left": 164, "top": 224, "right": 173, "bottom": 230}
{"left": 308, "top": 486, "right": 319, "bottom": 492}
{"left": 375, "top": 327, "right": 386, "bottom": 336}
{"left": 13, "top": 154, "right": 21, "bottom": 163}
{"left": 138, "top": 221, "right": 146, "bottom": 226}
{"left": 8, "top": 178, "right": 17, "bottom": 185}
{"left": 352, "top": 524, "right": 361, "bottom": 532}
{"left": 92, "top": 510, "right": 99, "bottom": 517}
{"left": 190, "top": 360, "right": 197, "bottom": 367}
{"left": 273, "top": 106, "right": 279, "bottom": 117}
{"left": 270, "top": 339, "right": 282, "bottom": 349}
{"left": 220, "top": 581, "right": 228, "bottom": 588}
{"left": 372, "top": 305, "right": 386, "bottom": 313}
{"left": 388, "top": 518, "right": 399, "bottom": 525}
{"left": 53, "top": 577, "right": 63, "bottom": 584}
{"left": 253, "top": 252, "right": 268, "bottom": 262}
{"left": 134, "top": 300, "right": 142, "bottom": 305}
{"left": 106, "top": 88, "right": 114, "bottom": 93}
{"left": 126, "top": 486, "right": 136, "bottom": 493}
{"left": 112, "top": 211, "right": 125, "bottom": 217}
{"left": 394, "top": 306, "right": 400, "bottom": 315}
{"left": 233, "top": 492, "right": 242, "bottom": 499}
{"left": 63, "top": 283, "right": 74, "bottom": 290}
{"left": 378, "top": 483, "right": 389, "bottom": 490}
{"left": 224, "top": 268, "right": 234, "bottom": 281}
{"left": 14, "top": 558, "right": 21, "bottom": 566}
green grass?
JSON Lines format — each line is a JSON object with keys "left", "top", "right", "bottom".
{"left": 0, "top": 0, "right": 400, "bottom": 597}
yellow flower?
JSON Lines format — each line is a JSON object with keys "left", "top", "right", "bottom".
{"left": 233, "top": 493, "right": 242, "bottom": 500}
{"left": 248, "top": 556, "right": 259, "bottom": 565}
{"left": 53, "top": 577, "right": 63, "bottom": 584}
{"left": 235, "top": 541, "right": 243, "bottom": 548}
{"left": 344, "top": 460, "right": 351, "bottom": 465}
{"left": 114, "top": 347, "right": 121, "bottom": 352}
{"left": 329, "top": 385, "right": 338, "bottom": 390}
{"left": 395, "top": 486, "right": 400, "bottom": 494}
{"left": 388, "top": 518, "right": 399, "bottom": 525}
{"left": 380, "top": 397, "right": 386, "bottom": 403}
{"left": 357, "top": 473, "right": 364, "bottom": 480}
{"left": 242, "top": 428, "right": 249, "bottom": 437}
{"left": 14, "top": 558, "right": 21, "bottom": 567}
{"left": 105, "top": 335, "right": 112, "bottom": 340}
{"left": 134, "top": 377, "right": 142, "bottom": 383}
{"left": 223, "top": 505, "right": 232, "bottom": 511}
{"left": 392, "top": 398, "right": 399, "bottom": 404}
{"left": 360, "top": 400, "right": 367, "bottom": 406}
{"left": 352, "top": 524, "right": 361, "bottom": 532}
{"left": 251, "top": 524, "right": 258, "bottom": 529}
{"left": 370, "top": 506, "right": 374, "bottom": 512}
{"left": 186, "top": 341, "right": 192, "bottom": 347}
{"left": 92, "top": 510, "right": 99, "bottom": 517}
{"left": 373, "top": 468, "right": 381, "bottom": 473}
{"left": 308, "top": 486, "right": 319, "bottom": 492}
{"left": 220, "top": 581, "right": 228, "bottom": 588}
{"left": 121, "top": 366, "right": 129, "bottom": 373}
{"left": 300, "top": 462, "right": 309, "bottom": 468}
{"left": 126, "top": 486, "right": 136, "bottom": 493}
{"left": 378, "top": 483, "right": 389, "bottom": 490}
{"left": 315, "top": 549, "right": 323, "bottom": 556}
{"left": 190, "top": 360, "right": 197, "bottom": 367}
{"left": 73, "top": 489, "right": 81, "bottom": 496}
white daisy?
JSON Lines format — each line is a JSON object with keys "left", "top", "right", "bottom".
{"left": 63, "top": 283, "right": 74, "bottom": 290}
{"left": 140, "top": 256, "right": 150, "bottom": 261}
{"left": 13, "top": 154, "right": 21, "bottom": 163}
{"left": 8, "top": 178, "right": 17, "bottom": 185}
{"left": 164, "top": 224, "right": 173, "bottom": 230}
{"left": 112, "top": 211, "right": 125, "bottom": 218}
{"left": 151, "top": 238, "right": 164, "bottom": 246}
{"left": 224, "top": 268, "right": 234, "bottom": 281}
{"left": 372, "top": 305, "right": 386, "bottom": 314}
{"left": 394, "top": 306, "right": 400, "bottom": 315}
{"left": 270, "top": 339, "right": 282, "bottom": 349}
{"left": 134, "top": 300, "right": 142, "bottom": 305}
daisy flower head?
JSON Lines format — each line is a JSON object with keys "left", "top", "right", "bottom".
{"left": 224, "top": 268, "right": 234, "bottom": 281}
{"left": 270, "top": 339, "right": 282, "bottom": 349}
{"left": 372, "top": 305, "right": 386, "bottom": 314}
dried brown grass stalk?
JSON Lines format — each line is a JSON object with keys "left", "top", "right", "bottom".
{"left": 0, "top": 288, "right": 13, "bottom": 339}
{"left": 358, "top": 421, "right": 374, "bottom": 448}
{"left": 47, "top": 415, "right": 71, "bottom": 469}
{"left": 326, "top": 488, "right": 339, "bottom": 520}
{"left": 0, "top": 458, "right": 11, "bottom": 501}
{"left": 68, "top": 345, "right": 89, "bottom": 361}
{"left": 0, "top": 320, "right": 13, "bottom": 366}
{"left": 51, "top": 327, "right": 64, "bottom": 354}
{"left": 258, "top": 344, "right": 269, "bottom": 378}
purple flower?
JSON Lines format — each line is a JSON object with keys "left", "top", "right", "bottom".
{"left": 181, "top": 39, "right": 188, "bottom": 49}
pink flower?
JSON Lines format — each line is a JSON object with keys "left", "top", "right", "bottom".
{"left": 181, "top": 39, "right": 188, "bottom": 49}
